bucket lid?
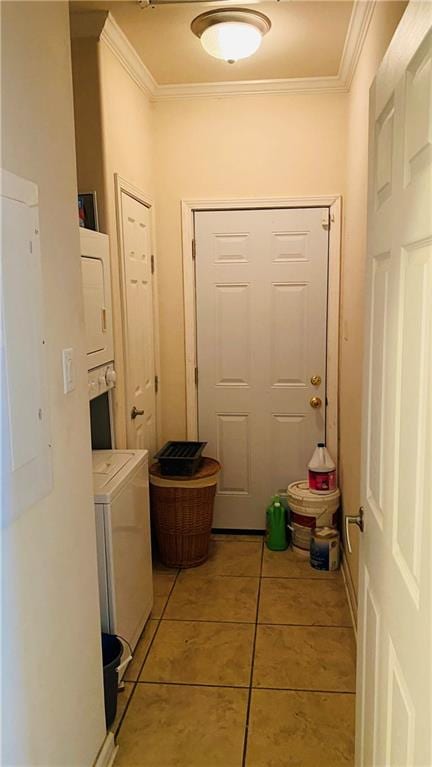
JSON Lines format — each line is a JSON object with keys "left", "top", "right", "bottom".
{"left": 287, "top": 480, "right": 340, "bottom": 506}
{"left": 313, "top": 526, "right": 339, "bottom": 539}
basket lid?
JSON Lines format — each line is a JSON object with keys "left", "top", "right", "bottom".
{"left": 149, "top": 456, "right": 221, "bottom": 482}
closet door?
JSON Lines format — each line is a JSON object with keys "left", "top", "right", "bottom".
{"left": 195, "top": 207, "right": 329, "bottom": 529}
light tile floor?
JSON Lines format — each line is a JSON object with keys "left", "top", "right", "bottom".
{"left": 113, "top": 536, "right": 356, "bottom": 766}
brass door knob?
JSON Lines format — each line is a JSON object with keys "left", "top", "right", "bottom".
{"left": 310, "top": 375, "right": 321, "bottom": 386}
{"left": 310, "top": 396, "right": 322, "bottom": 409}
{"left": 131, "top": 406, "right": 144, "bottom": 419}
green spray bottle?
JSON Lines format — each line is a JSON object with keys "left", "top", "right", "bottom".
{"left": 266, "top": 495, "right": 287, "bottom": 551}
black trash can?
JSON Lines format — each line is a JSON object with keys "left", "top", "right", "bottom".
{"left": 101, "top": 633, "right": 123, "bottom": 728}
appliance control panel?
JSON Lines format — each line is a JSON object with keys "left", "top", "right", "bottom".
{"left": 88, "top": 362, "right": 116, "bottom": 401}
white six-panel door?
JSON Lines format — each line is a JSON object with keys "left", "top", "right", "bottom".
{"left": 120, "top": 192, "right": 157, "bottom": 456}
{"left": 195, "top": 208, "right": 329, "bottom": 529}
{"left": 357, "top": 5, "right": 431, "bottom": 766}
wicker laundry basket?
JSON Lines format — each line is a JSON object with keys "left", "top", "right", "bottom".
{"left": 149, "top": 457, "right": 221, "bottom": 568}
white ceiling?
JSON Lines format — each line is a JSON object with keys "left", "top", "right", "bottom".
{"left": 71, "top": 0, "right": 355, "bottom": 85}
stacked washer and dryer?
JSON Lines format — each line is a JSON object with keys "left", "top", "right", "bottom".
{"left": 80, "top": 228, "right": 153, "bottom": 664}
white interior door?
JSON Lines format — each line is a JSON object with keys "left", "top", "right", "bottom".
{"left": 120, "top": 191, "right": 157, "bottom": 455}
{"left": 356, "top": 7, "right": 431, "bottom": 766}
{"left": 195, "top": 207, "right": 329, "bottom": 529}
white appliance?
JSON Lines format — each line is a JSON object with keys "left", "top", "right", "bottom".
{"left": 88, "top": 362, "right": 116, "bottom": 402}
{"left": 80, "top": 228, "right": 113, "bottom": 371}
{"left": 92, "top": 449, "right": 153, "bottom": 657}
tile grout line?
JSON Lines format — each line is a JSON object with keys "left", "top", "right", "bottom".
{"left": 159, "top": 567, "right": 181, "bottom": 620}
{"left": 241, "top": 536, "right": 265, "bottom": 767}
{"left": 115, "top": 545, "right": 355, "bottom": 751}
{"left": 260, "top": 575, "right": 342, "bottom": 581}
{"left": 252, "top": 686, "right": 357, "bottom": 695}
{"left": 115, "top": 567, "right": 181, "bottom": 738}
{"left": 156, "top": 616, "right": 353, "bottom": 628}
{"left": 113, "top": 619, "right": 160, "bottom": 739}
{"left": 167, "top": 573, "right": 342, "bottom": 580}
{"left": 132, "top": 679, "right": 356, "bottom": 695}
{"left": 135, "top": 680, "right": 250, "bottom": 690}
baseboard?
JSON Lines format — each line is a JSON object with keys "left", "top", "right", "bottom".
{"left": 341, "top": 548, "right": 358, "bottom": 640}
{"left": 93, "top": 732, "right": 118, "bottom": 767}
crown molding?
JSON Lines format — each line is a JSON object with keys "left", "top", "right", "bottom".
{"left": 338, "top": 0, "right": 376, "bottom": 89}
{"left": 100, "top": 14, "right": 157, "bottom": 99}
{"left": 154, "top": 75, "right": 346, "bottom": 100}
{"left": 75, "top": 1, "right": 375, "bottom": 101}
{"left": 70, "top": 11, "right": 157, "bottom": 99}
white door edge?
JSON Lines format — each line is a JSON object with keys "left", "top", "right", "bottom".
{"left": 114, "top": 174, "right": 162, "bottom": 449}
{"left": 181, "top": 195, "right": 342, "bottom": 468}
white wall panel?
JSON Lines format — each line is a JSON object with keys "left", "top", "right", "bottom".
{"left": 271, "top": 231, "right": 309, "bottom": 262}
{"left": 359, "top": 571, "right": 380, "bottom": 767}
{"left": 271, "top": 414, "right": 307, "bottom": 491}
{"left": 271, "top": 282, "right": 307, "bottom": 387}
{"left": 213, "top": 233, "right": 249, "bottom": 263}
{"left": 386, "top": 640, "right": 415, "bottom": 767}
{"left": 216, "top": 284, "right": 250, "bottom": 386}
{"left": 404, "top": 32, "right": 432, "bottom": 184}
{"left": 216, "top": 414, "right": 250, "bottom": 494}
{"left": 366, "top": 253, "right": 390, "bottom": 528}
{"left": 393, "top": 241, "right": 431, "bottom": 603}
{"left": 375, "top": 97, "right": 395, "bottom": 208}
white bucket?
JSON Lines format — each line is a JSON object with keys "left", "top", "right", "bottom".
{"left": 287, "top": 480, "right": 340, "bottom": 551}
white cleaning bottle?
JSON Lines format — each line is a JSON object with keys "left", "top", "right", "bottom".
{"left": 308, "top": 443, "right": 336, "bottom": 494}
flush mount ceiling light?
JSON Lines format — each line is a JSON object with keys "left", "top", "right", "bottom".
{"left": 191, "top": 8, "right": 271, "bottom": 64}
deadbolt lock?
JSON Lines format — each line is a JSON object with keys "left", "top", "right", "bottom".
{"left": 311, "top": 375, "right": 322, "bottom": 386}
{"left": 310, "top": 396, "right": 322, "bottom": 409}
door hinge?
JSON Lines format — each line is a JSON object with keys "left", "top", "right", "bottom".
{"left": 322, "top": 211, "right": 331, "bottom": 231}
{"left": 194, "top": 366, "right": 198, "bottom": 386}
{"left": 192, "top": 239, "right": 196, "bottom": 260}
{"left": 155, "top": 374, "right": 159, "bottom": 394}
{"left": 151, "top": 254, "right": 155, "bottom": 274}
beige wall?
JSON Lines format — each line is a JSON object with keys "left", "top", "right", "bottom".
{"left": 1, "top": 3, "right": 106, "bottom": 765}
{"left": 71, "top": 30, "right": 155, "bottom": 447}
{"left": 339, "top": 1, "right": 407, "bottom": 600}
{"left": 153, "top": 93, "right": 348, "bottom": 440}
{"left": 71, "top": 35, "right": 107, "bottom": 227}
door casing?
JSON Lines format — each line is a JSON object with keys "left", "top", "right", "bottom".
{"left": 115, "top": 174, "right": 162, "bottom": 450}
{"left": 181, "top": 195, "right": 342, "bottom": 468}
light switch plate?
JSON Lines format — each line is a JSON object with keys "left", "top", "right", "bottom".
{"left": 62, "top": 348, "right": 75, "bottom": 394}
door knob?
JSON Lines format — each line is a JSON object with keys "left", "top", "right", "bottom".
{"left": 310, "top": 375, "right": 322, "bottom": 386}
{"left": 345, "top": 507, "right": 364, "bottom": 554}
{"left": 131, "top": 406, "right": 144, "bottom": 420}
{"left": 310, "top": 396, "right": 322, "bottom": 409}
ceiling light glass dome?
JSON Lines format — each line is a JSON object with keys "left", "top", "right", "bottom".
{"left": 201, "top": 21, "right": 263, "bottom": 63}
{"left": 191, "top": 9, "right": 271, "bottom": 64}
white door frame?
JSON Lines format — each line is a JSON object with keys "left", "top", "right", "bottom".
{"left": 181, "top": 195, "right": 342, "bottom": 466}
{"left": 114, "top": 174, "right": 162, "bottom": 448}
